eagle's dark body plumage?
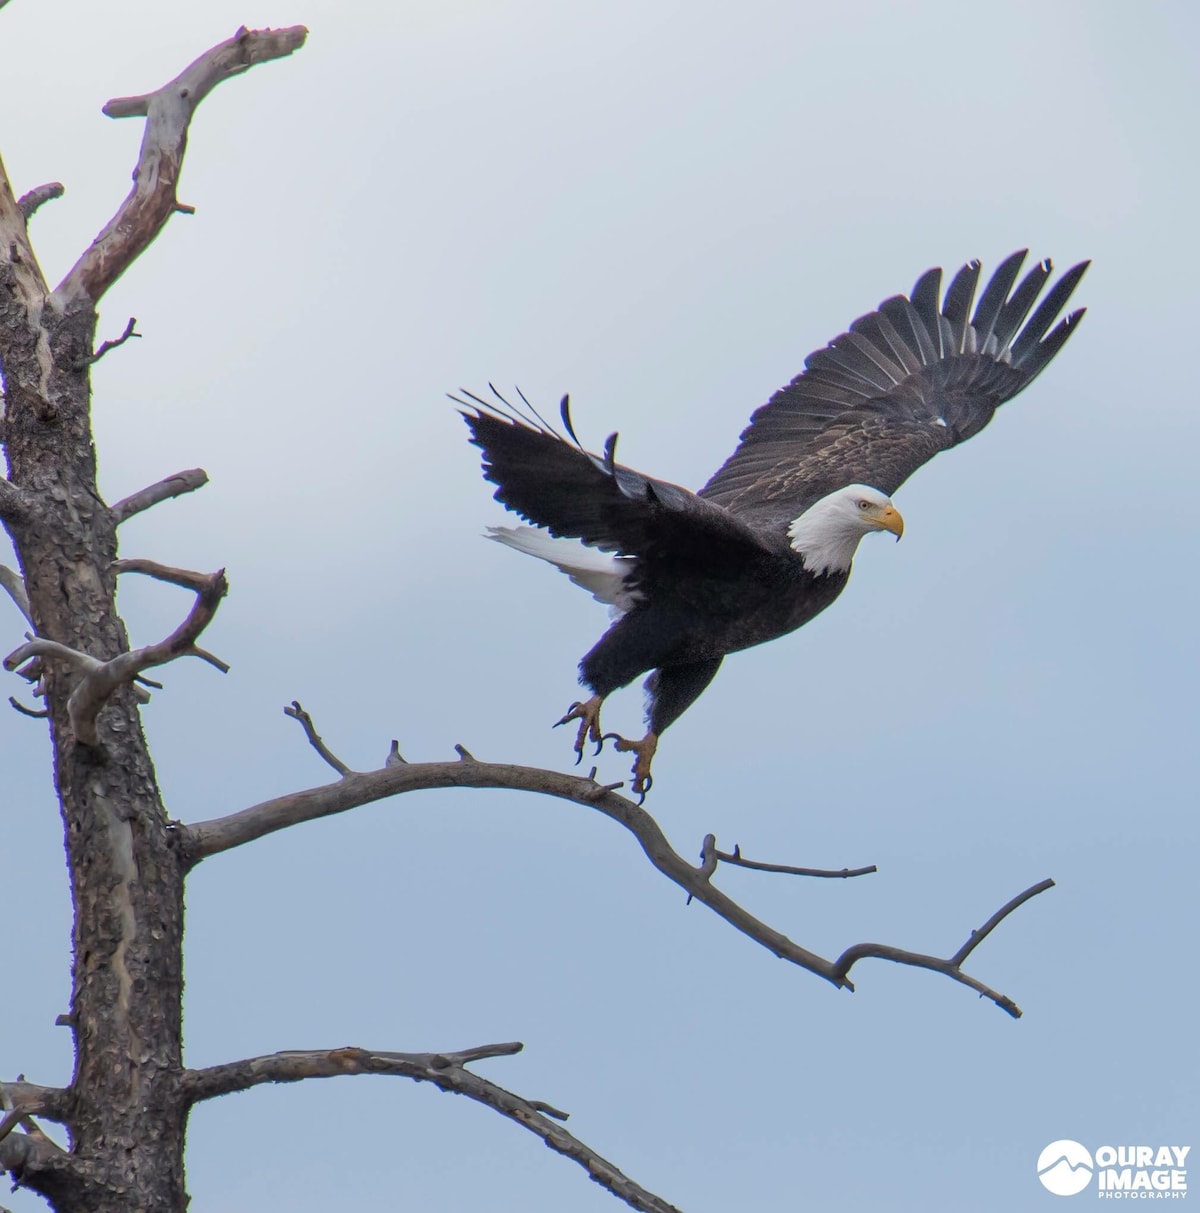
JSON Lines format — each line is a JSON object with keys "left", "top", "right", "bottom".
{"left": 461, "top": 252, "right": 1088, "bottom": 792}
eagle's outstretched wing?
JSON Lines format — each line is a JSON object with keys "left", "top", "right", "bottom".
{"left": 459, "top": 391, "right": 776, "bottom": 595}
{"left": 699, "top": 251, "right": 1089, "bottom": 531}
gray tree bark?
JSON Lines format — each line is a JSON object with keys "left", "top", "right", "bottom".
{"left": 0, "top": 26, "right": 304, "bottom": 1213}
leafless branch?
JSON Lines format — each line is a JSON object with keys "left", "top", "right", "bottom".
{"left": 16, "top": 183, "right": 64, "bottom": 221}
{"left": 180, "top": 1043, "right": 681, "bottom": 1213}
{"left": 4, "top": 636, "right": 105, "bottom": 680}
{"left": 705, "top": 837, "right": 877, "bottom": 880}
{"left": 182, "top": 750, "right": 1051, "bottom": 1014}
{"left": 0, "top": 1080, "right": 67, "bottom": 1126}
{"left": 188, "top": 645, "right": 230, "bottom": 673}
{"left": 951, "top": 879, "right": 1054, "bottom": 965}
{"left": 110, "top": 468, "right": 208, "bottom": 524}
{"left": 0, "top": 1081, "right": 62, "bottom": 1174}
{"left": 9, "top": 697, "right": 48, "bottom": 718}
{"left": 0, "top": 565, "right": 32, "bottom": 625}
{"left": 4, "top": 634, "right": 150, "bottom": 707}
{"left": 832, "top": 879, "right": 1056, "bottom": 1017}
{"left": 54, "top": 25, "right": 308, "bottom": 304}
{"left": 112, "top": 558, "right": 214, "bottom": 592}
{"left": 284, "top": 700, "right": 352, "bottom": 776}
{"left": 5, "top": 567, "right": 227, "bottom": 745}
{"left": 0, "top": 1129, "right": 70, "bottom": 1183}
{"left": 72, "top": 316, "right": 140, "bottom": 370}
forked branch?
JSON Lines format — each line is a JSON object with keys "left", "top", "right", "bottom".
{"left": 72, "top": 316, "right": 140, "bottom": 370}
{"left": 180, "top": 1043, "right": 681, "bottom": 1213}
{"left": 831, "top": 879, "right": 1056, "bottom": 1015}
{"left": 4, "top": 564, "right": 227, "bottom": 745}
{"left": 55, "top": 25, "right": 307, "bottom": 304}
{"left": 184, "top": 733, "right": 1052, "bottom": 1015}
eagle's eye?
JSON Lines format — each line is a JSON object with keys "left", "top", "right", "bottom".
{"left": 857, "top": 499, "right": 871, "bottom": 511}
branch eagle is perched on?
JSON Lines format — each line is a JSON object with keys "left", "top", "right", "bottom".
{"left": 459, "top": 251, "right": 1088, "bottom": 796}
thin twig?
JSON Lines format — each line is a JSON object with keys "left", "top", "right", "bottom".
{"left": 284, "top": 701, "right": 352, "bottom": 776}
{"left": 9, "top": 697, "right": 48, "bottom": 719}
{"left": 950, "top": 878, "right": 1056, "bottom": 966}
{"left": 110, "top": 468, "right": 208, "bottom": 524}
{"left": 714, "top": 841, "right": 876, "bottom": 880}
{"left": 72, "top": 317, "right": 140, "bottom": 370}
{"left": 189, "top": 646, "right": 230, "bottom": 673}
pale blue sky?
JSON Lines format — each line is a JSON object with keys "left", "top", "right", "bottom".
{"left": 2, "top": 2, "right": 1197, "bottom": 1210}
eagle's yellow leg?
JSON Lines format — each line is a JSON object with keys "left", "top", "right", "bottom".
{"left": 611, "top": 731, "right": 658, "bottom": 799}
{"left": 554, "top": 695, "right": 605, "bottom": 764}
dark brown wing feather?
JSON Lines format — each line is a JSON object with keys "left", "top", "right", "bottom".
{"left": 699, "top": 252, "right": 1089, "bottom": 532}
{"left": 460, "top": 393, "right": 777, "bottom": 595}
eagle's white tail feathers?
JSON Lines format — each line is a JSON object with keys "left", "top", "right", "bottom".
{"left": 487, "top": 526, "right": 638, "bottom": 616}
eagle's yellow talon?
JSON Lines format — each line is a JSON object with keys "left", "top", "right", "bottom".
{"left": 554, "top": 695, "right": 604, "bottom": 760}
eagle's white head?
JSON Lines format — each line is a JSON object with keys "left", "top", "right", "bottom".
{"left": 787, "top": 483, "right": 905, "bottom": 576}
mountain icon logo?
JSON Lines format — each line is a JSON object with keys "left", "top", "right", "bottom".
{"left": 1037, "top": 1140, "right": 1094, "bottom": 1195}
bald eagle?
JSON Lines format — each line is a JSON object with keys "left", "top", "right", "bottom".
{"left": 460, "top": 251, "right": 1088, "bottom": 796}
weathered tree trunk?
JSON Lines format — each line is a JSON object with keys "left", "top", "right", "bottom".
{"left": 4, "top": 301, "right": 188, "bottom": 1209}
{"left": 0, "top": 27, "right": 308, "bottom": 1210}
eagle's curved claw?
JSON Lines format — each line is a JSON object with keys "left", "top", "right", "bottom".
{"left": 554, "top": 695, "right": 605, "bottom": 764}
{"left": 609, "top": 731, "right": 659, "bottom": 800}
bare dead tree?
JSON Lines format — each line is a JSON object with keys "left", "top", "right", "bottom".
{"left": 0, "top": 21, "right": 1054, "bottom": 1213}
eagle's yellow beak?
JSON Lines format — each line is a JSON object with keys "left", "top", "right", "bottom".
{"left": 876, "top": 504, "right": 904, "bottom": 539}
